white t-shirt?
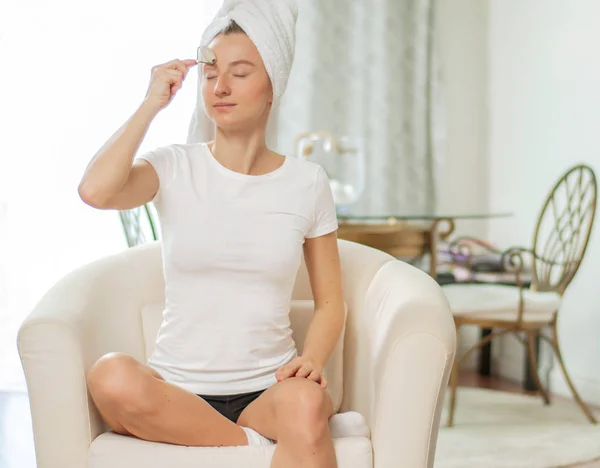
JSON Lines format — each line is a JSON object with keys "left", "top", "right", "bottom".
{"left": 136, "top": 142, "right": 338, "bottom": 395}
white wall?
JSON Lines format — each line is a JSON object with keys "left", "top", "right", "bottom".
{"left": 0, "top": 0, "right": 221, "bottom": 391}
{"left": 488, "top": 0, "right": 600, "bottom": 404}
{"left": 436, "top": 0, "right": 497, "bottom": 368}
{"left": 436, "top": 0, "right": 490, "bottom": 240}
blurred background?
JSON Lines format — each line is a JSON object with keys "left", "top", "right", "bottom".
{"left": 1, "top": 1, "right": 600, "bottom": 466}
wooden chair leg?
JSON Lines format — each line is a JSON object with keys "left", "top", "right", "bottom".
{"left": 447, "top": 325, "right": 461, "bottom": 428}
{"left": 525, "top": 330, "right": 551, "bottom": 404}
{"left": 550, "top": 322, "right": 597, "bottom": 424}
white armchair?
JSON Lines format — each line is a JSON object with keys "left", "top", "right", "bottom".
{"left": 18, "top": 239, "right": 455, "bottom": 468}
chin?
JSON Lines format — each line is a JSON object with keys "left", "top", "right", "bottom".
{"left": 212, "top": 114, "right": 258, "bottom": 133}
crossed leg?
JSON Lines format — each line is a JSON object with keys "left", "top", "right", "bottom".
{"left": 86, "top": 352, "right": 247, "bottom": 446}
{"left": 237, "top": 377, "right": 337, "bottom": 468}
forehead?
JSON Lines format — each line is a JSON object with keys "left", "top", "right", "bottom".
{"left": 207, "top": 33, "right": 263, "bottom": 65}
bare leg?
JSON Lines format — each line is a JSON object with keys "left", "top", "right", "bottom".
{"left": 238, "top": 377, "right": 337, "bottom": 468}
{"left": 86, "top": 352, "right": 247, "bottom": 446}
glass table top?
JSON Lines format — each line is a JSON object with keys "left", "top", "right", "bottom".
{"left": 336, "top": 210, "right": 513, "bottom": 222}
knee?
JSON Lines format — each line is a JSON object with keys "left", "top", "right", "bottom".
{"left": 275, "top": 378, "right": 331, "bottom": 443}
{"left": 87, "top": 353, "right": 151, "bottom": 414}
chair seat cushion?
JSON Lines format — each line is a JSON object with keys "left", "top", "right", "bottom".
{"left": 441, "top": 283, "right": 561, "bottom": 323}
{"left": 88, "top": 433, "right": 373, "bottom": 468}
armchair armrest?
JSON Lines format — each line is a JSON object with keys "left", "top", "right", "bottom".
{"left": 17, "top": 243, "right": 164, "bottom": 468}
{"left": 364, "top": 260, "right": 456, "bottom": 468}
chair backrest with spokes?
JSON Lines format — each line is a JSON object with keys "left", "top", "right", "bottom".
{"left": 119, "top": 204, "right": 160, "bottom": 248}
{"left": 531, "top": 164, "right": 597, "bottom": 294}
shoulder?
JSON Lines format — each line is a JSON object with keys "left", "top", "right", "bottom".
{"left": 158, "top": 142, "right": 206, "bottom": 160}
{"left": 283, "top": 156, "right": 328, "bottom": 186}
{"left": 136, "top": 142, "right": 206, "bottom": 173}
{"left": 139, "top": 142, "right": 205, "bottom": 161}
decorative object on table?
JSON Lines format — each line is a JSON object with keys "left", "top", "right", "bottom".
{"left": 436, "top": 387, "right": 600, "bottom": 468}
{"left": 442, "top": 164, "right": 598, "bottom": 427}
{"left": 119, "top": 204, "right": 159, "bottom": 248}
{"left": 294, "top": 131, "right": 365, "bottom": 214}
{"left": 437, "top": 236, "right": 534, "bottom": 285}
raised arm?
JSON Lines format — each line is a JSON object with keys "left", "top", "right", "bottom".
{"left": 77, "top": 58, "right": 197, "bottom": 210}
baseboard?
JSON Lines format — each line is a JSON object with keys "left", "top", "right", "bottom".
{"left": 488, "top": 334, "right": 555, "bottom": 388}
{"left": 458, "top": 330, "right": 600, "bottom": 407}
{"left": 495, "top": 352, "right": 524, "bottom": 383}
{"left": 550, "top": 370, "right": 600, "bottom": 407}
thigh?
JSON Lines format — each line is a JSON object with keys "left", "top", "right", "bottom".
{"left": 87, "top": 353, "right": 243, "bottom": 446}
{"left": 237, "top": 377, "right": 334, "bottom": 441}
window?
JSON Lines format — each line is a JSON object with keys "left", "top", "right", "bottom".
{"left": 0, "top": 1, "right": 220, "bottom": 390}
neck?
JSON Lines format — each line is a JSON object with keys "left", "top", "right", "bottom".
{"left": 210, "top": 126, "right": 270, "bottom": 176}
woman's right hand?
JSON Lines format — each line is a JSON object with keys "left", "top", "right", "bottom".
{"left": 143, "top": 58, "right": 198, "bottom": 111}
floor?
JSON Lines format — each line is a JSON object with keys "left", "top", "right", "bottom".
{"left": 1, "top": 373, "right": 599, "bottom": 468}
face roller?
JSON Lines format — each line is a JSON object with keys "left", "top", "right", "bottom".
{"left": 197, "top": 45, "right": 217, "bottom": 65}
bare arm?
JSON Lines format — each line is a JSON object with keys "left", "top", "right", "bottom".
{"left": 78, "top": 58, "right": 197, "bottom": 210}
{"left": 78, "top": 102, "right": 161, "bottom": 210}
{"left": 275, "top": 231, "right": 344, "bottom": 388}
{"left": 301, "top": 231, "right": 345, "bottom": 368}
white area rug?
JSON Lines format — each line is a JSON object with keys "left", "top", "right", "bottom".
{"left": 435, "top": 388, "right": 600, "bottom": 468}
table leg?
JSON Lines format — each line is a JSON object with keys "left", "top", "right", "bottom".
{"left": 478, "top": 327, "right": 492, "bottom": 376}
{"left": 428, "top": 218, "right": 456, "bottom": 276}
{"left": 523, "top": 334, "right": 541, "bottom": 391}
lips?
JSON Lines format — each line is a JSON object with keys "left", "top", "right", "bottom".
{"left": 213, "top": 102, "right": 236, "bottom": 108}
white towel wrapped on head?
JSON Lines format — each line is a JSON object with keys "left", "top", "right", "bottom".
{"left": 186, "top": 0, "right": 299, "bottom": 146}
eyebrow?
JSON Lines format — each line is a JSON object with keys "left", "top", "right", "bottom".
{"left": 230, "top": 60, "right": 256, "bottom": 67}
{"left": 204, "top": 59, "right": 256, "bottom": 69}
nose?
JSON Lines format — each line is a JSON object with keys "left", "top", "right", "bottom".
{"left": 214, "top": 75, "right": 231, "bottom": 97}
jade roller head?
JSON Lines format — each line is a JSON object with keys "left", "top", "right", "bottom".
{"left": 197, "top": 45, "right": 216, "bottom": 65}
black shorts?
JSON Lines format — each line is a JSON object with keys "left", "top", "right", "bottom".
{"left": 197, "top": 389, "right": 266, "bottom": 423}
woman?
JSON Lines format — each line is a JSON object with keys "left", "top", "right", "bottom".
{"left": 78, "top": 7, "right": 344, "bottom": 468}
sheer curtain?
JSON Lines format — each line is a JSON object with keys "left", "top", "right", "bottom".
{"left": 277, "top": 0, "right": 444, "bottom": 215}
{"left": 0, "top": 1, "right": 220, "bottom": 391}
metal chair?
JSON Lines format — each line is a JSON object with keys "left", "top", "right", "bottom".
{"left": 442, "top": 164, "right": 598, "bottom": 427}
{"left": 119, "top": 204, "right": 159, "bottom": 248}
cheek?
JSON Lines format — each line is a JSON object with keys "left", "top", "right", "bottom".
{"left": 201, "top": 80, "right": 213, "bottom": 104}
{"left": 239, "top": 78, "right": 272, "bottom": 107}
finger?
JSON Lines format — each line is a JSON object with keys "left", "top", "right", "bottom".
{"left": 161, "top": 69, "right": 184, "bottom": 86}
{"left": 172, "top": 60, "right": 196, "bottom": 78}
{"left": 182, "top": 58, "right": 199, "bottom": 67}
{"left": 172, "top": 59, "right": 197, "bottom": 80}
{"left": 163, "top": 58, "right": 192, "bottom": 73}
{"left": 307, "top": 370, "right": 320, "bottom": 382}
{"left": 156, "top": 61, "right": 190, "bottom": 80}
{"left": 278, "top": 363, "right": 300, "bottom": 380}
{"left": 162, "top": 68, "right": 184, "bottom": 79}
{"left": 295, "top": 366, "right": 312, "bottom": 378}
{"left": 320, "top": 376, "right": 328, "bottom": 389}
{"left": 151, "top": 59, "right": 180, "bottom": 75}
